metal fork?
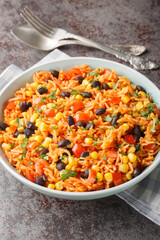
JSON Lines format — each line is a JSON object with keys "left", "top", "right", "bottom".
{"left": 20, "top": 6, "right": 158, "bottom": 70}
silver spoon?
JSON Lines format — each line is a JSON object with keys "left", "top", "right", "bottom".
{"left": 11, "top": 26, "right": 146, "bottom": 56}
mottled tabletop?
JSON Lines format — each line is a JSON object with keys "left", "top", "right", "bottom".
{"left": 0, "top": 0, "right": 160, "bottom": 239}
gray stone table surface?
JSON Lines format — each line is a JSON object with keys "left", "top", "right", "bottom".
{"left": 0, "top": 0, "right": 160, "bottom": 239}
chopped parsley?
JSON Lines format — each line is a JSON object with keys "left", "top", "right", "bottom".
{"left": 70, "top": 88, "right": 81, "bottom": 95}
{"left": 150, "top": 119, "right": 159, "bottom": 133}
{"left": 10, "top": 143, "right": 15, "bottom": 149}
{"left": 103, "top": 154, "right": 107, "bottom": 161}
{"left": 119, "top": 151, "right": 127, "bottom": 156}
{"left": 133, "top": 92, "right": 139, "bottom": 98}
{"left": 58, "top": 104, "right": 65, "bottom": 109}
{"left": 15, "top": 117, "right": 23, "bottom": 128}
{"left": 49, "top": 90, "right": 57, "bottom": 99}
{"left": 35, "top": 148, "right": 39, "bottom": 153}
{"left": 41, "top": 96, "right": 47, "bottom": 103}
{"left": 19, "top": 138, "right": 28, "bottom": 161}
{"left": 140, "top": 103, "right": 156, "bottom": 118}
{"left": 61, "top": 170, "right": 77, "bottom": 180}
{"left": 39, "top": 154, "right": 49, "bottom": 161}
{"left": 94, "top": 140, "right": 103, "bottom": 146}
{"left": 51, "top": 125, "right": 58, "bottom": 130}
{"left": 129, "top": 93, "right": 132, "bottom": 97}
{"left": 87, "top": 71, "right": 99, "bottom": 77}
{"left": 113, "top": 81, "right": 119, "bottom": 90}
{"left": 103, "top": 115, "right": 112, "bottom": 122}
{"left": 85, "top": 134, "right": 97, "bottom": 141}
{"left": 29, "top": 161, "right": 33, "bottom": 165}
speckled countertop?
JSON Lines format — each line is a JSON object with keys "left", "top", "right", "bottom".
{"left": 0, "top": 0, "right": 160, "bottom": 239}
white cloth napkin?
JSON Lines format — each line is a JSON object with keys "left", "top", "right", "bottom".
{"left": 0, "top": 49, "right": 160, "bottom": 226}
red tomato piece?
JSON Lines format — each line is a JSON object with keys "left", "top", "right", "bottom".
{"left": 44, "top": 108, "right": 56, "bottom": 117}
{"left": 85, "top": 169, "right": 97, "bottom": 184}
{"left": 104, "top": 68, "right": 111, "bottom": 75}
{"left": 124, "top": 135, "right": 136, "bottom": 145}
{"left": 74, "top": 112, "right": 90, "bottom": 124}
{"left": 72, "top": 143, "right": 85, "bottom": 158}
{"left": 153, "top": 106, "right": 160, "bottom": 118}
{"left": 144, "top": 143, "right": 158, "bottom": 151}
{"left": 106, "top": 149, "right": 117, "bottom": 159}
{"left": 70, "top": 101, "right": 85, "bottom": 113}
{"left": 25, "top": 169, "right": 36, "bottom": 183}
{"left": 66, "top": 68, "right": 81, "bottom": 78}
{"left": 35, "top": 159, "right": 50, "bottom": 176}
{"left": 6, "top": 101, "right": 16, "bottom": 110}
{"left": 113, "top": 172, "right": 123, "bottom": 186}
{"left": 27, "top": 141, "right": 38, "bottom": 150}
{"left": 33, "top": 98, "right": 41, "bottom": 105}
{"left": 107, "top": 97, "right": 121, "bottom": 106}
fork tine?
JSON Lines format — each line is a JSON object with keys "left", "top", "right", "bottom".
{"left": 20, "top": 9, "right": 52, "bottom": 38}
{"left": 24, "top": 6, "right": 54, "bottom": 32}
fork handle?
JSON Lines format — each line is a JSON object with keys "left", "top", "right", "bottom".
{"left": 66, "top": 33, "right": 158, "bottom": 70}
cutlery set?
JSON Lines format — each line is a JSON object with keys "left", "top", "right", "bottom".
{"left": 11, "top": 6, "right": 158, "bottom": 70}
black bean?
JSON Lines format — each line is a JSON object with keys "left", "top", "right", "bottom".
{"left": 132, "top": 168, "right": 141, "bottom": 178}
{"left": 133, "top": 125, "right": 144, "bottom": 142}
{"left": 67, "top": 116, "right": 74, "bottom": 126}
{"left": 20, "top": 101, "right": 27, "bottom": 112}
{"left": 13, "top": 131, "right": 21, "bottom": 138}
{"left": 48, "top": 134, "right": 53, "bottom": 139}
{"left": 86, "top": 122, "right": 95, "bottom": 130}
{"left": 58, "top": 139, "right": 71, "bottom": 148}
{"left": 111, "top": 112, "right": 121, "bottom": 126}
{"left": 60, "top": 91, "right": 71, "bottom": 98}
{"left": 45, "top": 79, "right": 52, "bottom": 83}
{"left": 26, "top": 121, "right": 37, "bottom": 131}
{"left": 51, "top": 70, "right": 59, "bottom": 78}
{"left": 35, "top": 177, "right": 45, "bottom": 186}
{"left": 95, "top": 108, "right": 106, "bottom": 115}
{"left": 76, "top": 76, "right": 84, "bottom": 84}
{"left": 76, "top": 121, "right": 86, "bottom": 128}
{"left": 136, "top": 85, "right": 146, "bottom": 93}
{"left": 80, "top": 151, "right": 89, "bottom": 159}
{"left": 26, "top": 102, "right": 32, "bottom": 110}
{"left": 37, "top": 87, "right": 48, "bottom": 94}
{"left": 66, "top": 148, "right": 73, "bottom": 155}
{"left": 91, "top": 81, "right": 101, "bottom": 88}
{"left": 23, "top": 128, "right": 34, "bottom": 138}
{"left": 80, "top": 91, "right": 92, "bottom": 98}
{"left": 39, "top": 148, "right": 49, "bottom": 156}
{"left": 42, "top": 173, "right": 48, "bottom": 182}
{"left": 0, "top": 122, "right": 9, "bottom": 131}
{"left": 102, "top": 83, "right": 109, "bottom": 90}
{"left": 56, "top": 162, "right": 66, "bottom": 171}
{"left": 80, "top": 170, "right": 89, "bottom": 179}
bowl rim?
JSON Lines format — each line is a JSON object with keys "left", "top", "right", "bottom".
{"left": 0, "top": 56, "right": 160, "bottom": 199}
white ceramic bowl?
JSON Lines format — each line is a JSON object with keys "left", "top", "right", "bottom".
{"left": 0, "top": 57, "right": 160, "bottom": 200}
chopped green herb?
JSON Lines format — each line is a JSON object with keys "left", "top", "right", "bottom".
{"left": 124, "top": 140, "right": 134, "bottom": 146}
{"left": 52, "top": 103, "right": 58, "bottom": 109}
{"left": 35, "top": 148, "right": 39, "bottom": 153}
{"left": 94, "top": 140, "right": 103, "bottom": 146}
{"left": 69, "top": 88, "right": 81, "bottom": 95}
{"left": 103, "top": 115, "right": 112, "bottom": 122}
{"left": 146, "top": 92, "right": 151, "bottom": 98}
{"left": 59, "top": 155, "right": 68, "bottom": 161}
{"left": 129, "top": 93, "right": 132, "bottom": 97}
{"left": 61, "top": 170, "right": 77, "bottom": 180}
{"left": 51, "top": 125, "right": 58, "bottom": 130}
{"left": 90, "top": 79, "right": 94, "bottom": 83}
{"left": 88, "top": 120, "right": 94, "bottom": 124}
{"left": 85, "top": 134, "right": 97, "bottom": 141}
{"left": 113, "top": 81, "right": 119, "bottom": 90}
{"left": 119, "top": 151, "right": 127, "bottom": 156}
{"left": 15, "top": 117, "right": 24, "bottom": 128}
{"left": 41, "top": 97, "right": 47, "bottom": 103}
{"left": 29, "top": 161, "right": 33, "bottom": 165}
{"left": 39, "top": 154, "right": 49, "bottom": 161}
{"left": 96, "top": 86, "right": 101, "bottom": 90}
{"left": 133, "top": 92, "right": 139, "bottom": 98}
{"left": 140, "top": 103, "right": 156, "bottom": 118}
{"left": 10, "top": 143, "right": 15, "bottom": 149}
{"left": 67, "top": 127, "right": 74, "bottom": 133}
{"left": 18, "top": 152, "right": 25, "bottom": 161}
{"left": 103, "top": 154, "right": 107, "bottom": 161}
{"left": 58, "top": 104, "right": 65, "bottom": 109}
{"left": 135, "top": 143, "right": 140, "bottom": 151}
{"left": 39, "top": 145, "right": 45, "bottom": 149}
{"left": 43, "top": 114, "right": 46, "bottom": 118}
{"left": 49, "top": 90, "right": 57, "bottom": 99}
{"left": 87, "top": 71, "right": 99, "bottom": 77}
{"left": 21, "top": 138, "right": 28, "bottom": 151}
{"left": 99, "top": 127, "right": 106, "bottom": 130}
{"left": 150, "top": 119, "right": 159, "bottom": 132}
{"left": 116, "top": 143, "right": 124, "bottom": 148}
{"left": 37, "top": 107, "right": 42, "bottom": 114}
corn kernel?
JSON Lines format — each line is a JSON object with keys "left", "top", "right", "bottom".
{"left": 17, "top": 127, "right": 24, "bottom": 133}
{"left": 128, "top": 153, "right": 137, "bottom": 162}
{"left": 104, "top": 172, "right": 113, "bottom": 182}
{"left": 49, "top": 163, "right": 56, "bottom": 170}
{"left": 35, "top": 135, "right": 43, "bottom": 143}
{"left": 31, "top": 113, "right": 39, "bottom": 122}
{"left": 9, "top": 120, "right": 19, "bottom": 127}
{"left": 150, "top": 112, "right": 155, "bottom": 119}
{"left": 31, "top": 82, "right": 39, "bottom": 88}
{"left": 128, "top": 146, "right": 136, "bottom": 153}
{"left": 69, "top": 157, "right": 77, "bottom": 166}
{"left": 39, "top": 122, "right": 48, "bottom": 132}
{"left": 2, "top": 143, "right": 11, "bottom": 150}
{"left": 133, "top": 112, "right": 139, "bottom": 117}
{"left": 48, "top": 184, "right": 55, "bottom": 189}
{"left": 97, "top": 172, "right": 103, "bottom": 181}
{"left": 122, "top": 156, "right": 129, "bottom": 164}
{"left": 35, "top": 118, "right": 42, "bottom": 127}
{"left": 85, "top": 137, "right": 93, "bottom": 144}
{"left": 47, "top": 103, "right": 53, "bottom": 108}
{"left": 90, "top": 151, "right": 98, "bottom": 159}
{"left": 122, "top": 123, "right": 129, "bottom": 132}
{"left": 126, "top": 172, "right": 132, "bottom": 180}
{"left": 75, "top": 94, "right": 83, "bottom": 100}
{"left": 136, "top": 102, "right": 143, "bottom": 112}
{"left": 29, "top": 136, "right": 35, "bottom": 141}
{"left": 107, "top": 82, "right": 114, "bottom": 88}
{"left": 5, "top": 127, "right": 10, "bottom": 132}
{"left": 131, "top": 84, "right": 136, "bottom": 90}
{"left": 86, "top": 83, "right": 92, "bottom": 90}
{"left": 55, "top": 181, "right": 63, "bottom": 190}
{"left": 25, "top": 91, "right": 32, "bottom": 97}
{"left": 22, "top": 112, "right": 27, "bottom": 118}
{"left": 119, "top": 163, "right": 129, "bottom": 173}
{"left": 121, "top": 95, "right": 130, "bottom": 104}
{"left": 41, "top": 105, "right": 47, "bottom": 111}
{"left": 55, "top": 112, "right": 63, "bottom": 121}
{"left": 65, "top": 164, "right": 72, "bottom": 170}
{"left": 42, "top": 137, "right": 52, "bottom": 148}
{"left": 82, "top": 80, "right": 88, "bottom": 86}
{"left": 144, "top": 101, "right": 149, "bottom": 107}
{"left": 17, "top": 134, "right": 26, "bottom": 140}
{"left": 92, "top": 165, "right": 99, "bottom": 172}
{"left": 139, "top": 91, "right": 146, "bottom": 98}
